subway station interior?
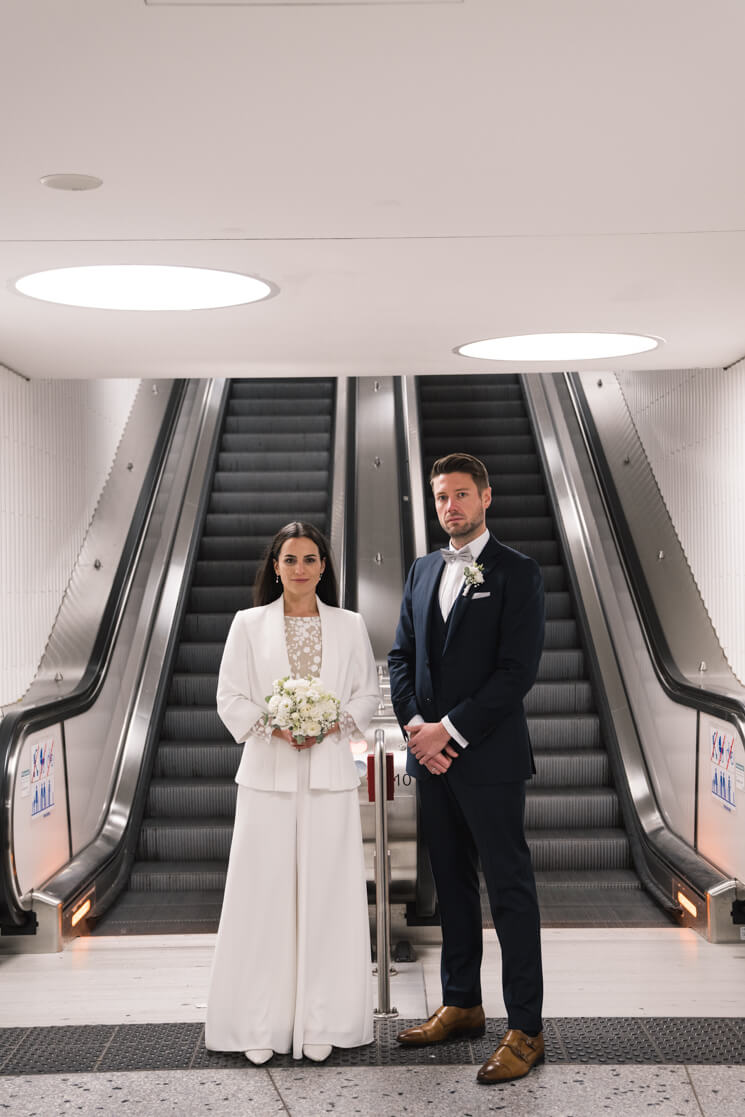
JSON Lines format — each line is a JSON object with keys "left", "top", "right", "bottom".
{"left": 2, "top": 3, "right": 745, "bottom": 1115}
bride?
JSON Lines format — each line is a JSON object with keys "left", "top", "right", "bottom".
{"left": 205, "top": 521, "right": 379, "bottom": 1064}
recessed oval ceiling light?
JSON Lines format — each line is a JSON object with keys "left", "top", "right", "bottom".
{"left": 40, "top": 173, "right": 103, "bottom": 191}
{"left": 457, "top": 332, "right": 661, "bottom": 361}
{"left": 15, "top": 265, "right": 274, "bottom": 310}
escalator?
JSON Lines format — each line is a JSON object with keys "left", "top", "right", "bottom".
{"left": 417, "top": 373, "right": 671, "bottom": 926}
{"left": 93, "top": 378, "right": 336, "bottom": 933}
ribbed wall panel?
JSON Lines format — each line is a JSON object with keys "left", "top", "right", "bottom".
{"left": 0, "top": 372, "right": 139, "bottom": 707}
{"left": 615, "top": 365, "right": 745, "bottom": 683}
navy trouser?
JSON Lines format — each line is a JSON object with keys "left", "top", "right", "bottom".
{"left": 417, "top": 774, "right": 543, "bottom": 1035}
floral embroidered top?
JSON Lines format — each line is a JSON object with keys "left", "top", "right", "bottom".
{"left": 251, "top": 616, "right": 359, "bottom": 740}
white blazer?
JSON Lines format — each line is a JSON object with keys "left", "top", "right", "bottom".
{"left": 216, "top": 595, "right": 381, "bottom": 792}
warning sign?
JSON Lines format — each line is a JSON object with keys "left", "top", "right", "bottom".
{"left": 30, "top": 736, "right": 55, "bottom": 819}
{"left": 710, "top": 726, "right": 736, "bottom": 812}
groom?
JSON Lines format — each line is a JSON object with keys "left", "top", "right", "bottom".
{"left": 388, "top": 452, "right": 545, "bottom": 1084}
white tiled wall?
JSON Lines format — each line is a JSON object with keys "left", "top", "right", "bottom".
{"left": 0, "top": 371, "right": 140, "bottom": 708}
{"left": 615, "top": 363, "right": 745, "bottom": 685}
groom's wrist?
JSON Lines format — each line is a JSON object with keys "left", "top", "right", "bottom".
{"left": 442, "top": 715, "right": 469, "bottom": 749}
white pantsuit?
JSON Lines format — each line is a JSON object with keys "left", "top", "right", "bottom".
{"left": 205, "top": 596, "right": 380, "bottom": 1058}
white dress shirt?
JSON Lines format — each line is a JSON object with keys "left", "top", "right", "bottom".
{"left": 412, "top": 527, "right": 491, "bottom": 750}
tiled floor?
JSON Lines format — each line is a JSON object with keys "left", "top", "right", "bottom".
{"left": 1, "top": 917, "right": 743, "bottom": 1115}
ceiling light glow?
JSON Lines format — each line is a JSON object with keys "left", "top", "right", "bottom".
{"left": 457, "top": 332, "right": 661, "bottom": 361}
{"left": 15, "top": 265, "right": 273, "bottom": 310}
{"left": 40, "top": 173, "right": 103, "bottom": 191}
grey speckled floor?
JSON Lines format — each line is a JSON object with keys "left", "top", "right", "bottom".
{"left": 1, "top": 1065, "right": 744, "bottom": 1117}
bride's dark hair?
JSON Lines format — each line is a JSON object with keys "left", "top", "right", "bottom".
{"left": 254, "top": 521, "right": 339, "bottom": 608}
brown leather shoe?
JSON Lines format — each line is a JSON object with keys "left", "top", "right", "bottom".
{"left": 397, "top": 1004, "right": 486, "bottom": 1046}
{"left": 477, "top": 1029, "right": 544, "bottom": 1083}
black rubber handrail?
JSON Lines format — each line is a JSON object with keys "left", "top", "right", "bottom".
{"left": 555, "top": 372, "right": 742, "bottom": 902}
{"left": 0, "top": 382, "right": 187, "bottom": 929}
{"left": 566, "top": 372, "right": 745, "bottom": 735}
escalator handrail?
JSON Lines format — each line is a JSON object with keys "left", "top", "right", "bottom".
{"left": 565, "top": 372, "right": 745, "bottom": 749}
{"left": 523, "top": 372, "right": 733, "bottom": 903}
{"left": 0, "top": 382, "right": 187, "bottom": 928}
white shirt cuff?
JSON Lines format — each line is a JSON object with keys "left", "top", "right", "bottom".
{"left": 408, "top": 714, "right": 424, "bottom": 726}
{"left": 442, "top": 715, "right": 469, "bottom": 749}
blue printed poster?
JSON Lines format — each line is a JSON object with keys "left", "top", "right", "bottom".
{"left": 710, "top": 726, "right": 736, "bottom": 812}
{"left": 30, "top": 736, "right": 55, "bottom": 819}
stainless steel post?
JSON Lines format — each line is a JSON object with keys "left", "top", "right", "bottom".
{"left": 373, "top": 727, "right": 398, "bottom": 1017}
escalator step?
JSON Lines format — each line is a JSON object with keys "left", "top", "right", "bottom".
{"left": 420, "top": 384, "right": 523, "bottom": 403}
{"left": 535, "top": 869, "right": 642, "bottom": 890}
{"left": 543, "top": 619, "right": 578, "bottom": 648}
{"left": 220, "top": 432, "right": 330, "bottom": 454}
{"left": 162, "top": 707, "right": 231, "bottom": 741}
{"left": 224, "top": 414, "right": 332, "bottom": 435}
{"left": 147, "top": 778, "right": 237, "bottom": 819}
{"left": 217, "top": 451, "right": 330, "bottom": 472}
{"left": 180, "top": 613, "right": 234, "bottom": 642}
{"left": 532, "top": 749, "right": 610, "bottom": 787}
{"left": 176, "top": 643, "right": 223, "bottom": 673}
{"left": 421, "top": 400, "right": 527, "bottom": 420}
{"left": 230, "top": 380, "right": 333, "bottom": 401}
{"left": 489, "top": 494, "right": 549, "bottom": 516}
{"left": 189, "top": 586, "right": 254, "bottom": 613}
{"left": 525, "top": 787, "right": 621, "bottom": 829}
{"left": 527, "top": 829, "right": 631, "bottom": 871}
{"left": 541, "top": 566, "right": 567, "bottom": 592}
{"left": 525, "top": 681, "right": 594, "bottom": 715}
{"left": 536, "top": 649, "right": 586, "bottom": 680}
{"left": 153, "top": 741, "right": 242, "bottom": 779}
{"left": 208, "top": 490, "right": 328, "bottom": 514}
{"left": 423, "top": 434, "right": 535, "bottom": 456}
{"left": 170, "top": 674, "right": 217, "bottom": 706}
{"left": 227, "top": 398, "right": 333, "bottom": 417}
{"left": 528, "top": 714, "right": 601, "bottom": 750}
{"left": 545, "top": 592, "right": 572, "bottom": 620}
{"left": 137, "top": 818, "right": 233, "bottom": 861}
{"left": 129, "top": 861, "right": 228, "bottom": 892}
{"left": 211, "top": 469, "right": 331, "bottom": 493}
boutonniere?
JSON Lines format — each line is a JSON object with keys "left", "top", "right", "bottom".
{"left": 462, "top": 562, "right": 485, "bottom": 594}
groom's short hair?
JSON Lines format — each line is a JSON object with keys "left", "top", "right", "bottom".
{"left": 430, "top": 453, "right": 490, "bottom": 493}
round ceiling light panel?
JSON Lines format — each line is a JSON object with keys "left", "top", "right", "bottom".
{"left": 40, "top": 174, "right": 103, "bottom": 191}
{"left": 457, "top": 332, "right": 661, "bottom": 361}
{"left": 15, "top": 265, "right": 274, "bottom": 310}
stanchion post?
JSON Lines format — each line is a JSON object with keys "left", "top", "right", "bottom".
{"left": 373, "top": 727, "right": 397, "bottom": 1017}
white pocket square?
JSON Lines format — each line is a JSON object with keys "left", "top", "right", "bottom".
{"left": 472, "top": 591, "right": 491, "bottom": 599}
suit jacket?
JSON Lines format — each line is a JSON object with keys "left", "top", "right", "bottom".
{"left": 217, "top": 595, "right": 380, "bottom": 792}
{"left": 388, "top": 535, "right": 545, "bottom": 785}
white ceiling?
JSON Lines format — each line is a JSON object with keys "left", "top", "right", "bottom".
{"left": 3, "top": 0, "right": 745, "bottom": 380}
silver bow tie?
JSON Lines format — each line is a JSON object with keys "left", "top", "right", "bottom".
{"left": 440, "top": 547, "right": 473, "bottom": 564}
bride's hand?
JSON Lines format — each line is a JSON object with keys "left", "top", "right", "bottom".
{"left": 272, "top": 727, "right": 317, "bottom": 750}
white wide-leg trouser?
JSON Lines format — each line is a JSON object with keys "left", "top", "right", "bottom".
{"left": 205, "top": 753, "right": 373, "bottom": 1058}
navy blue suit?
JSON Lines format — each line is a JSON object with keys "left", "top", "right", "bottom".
{"left": 388, "top": 534, "right": 545, "bottom": 1033}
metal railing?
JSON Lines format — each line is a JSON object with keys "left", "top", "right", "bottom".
{"left": 372, "top": 728, "right": 398, "bottom": 1017}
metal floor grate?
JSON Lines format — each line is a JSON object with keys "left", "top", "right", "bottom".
{"left": 2, "top": 1018, "right": 744, "bottom": 1075}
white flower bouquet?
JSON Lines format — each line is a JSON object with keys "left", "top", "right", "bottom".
{"left": 264, "top": 675, "right": 341, "bottom": 743}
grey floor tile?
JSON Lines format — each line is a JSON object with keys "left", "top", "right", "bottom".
{"left": 0, "top": 1069, "right": 286, "bottom": 1116}
{"left": 269, "top": 1065, "right": 704, "bottom": 1116}
{"left": 687, "top": 1065, "right": 745, "bottom": 1117}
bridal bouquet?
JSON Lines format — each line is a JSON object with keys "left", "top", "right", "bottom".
{"left": 264, "top": 676, "right": 340, "bottom": 743}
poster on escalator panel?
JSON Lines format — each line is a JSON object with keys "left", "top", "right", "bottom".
{"left": 30, "top": 734, "right": 56, "bottom": 819}
{"left": 14, "top": 724, "right": 70, "bottom": 900}
{"left": 710, "top": 726, "right": 736, "bottom": 812}
{"left": 697, "top": 717, "right": 745, "bottom": 887}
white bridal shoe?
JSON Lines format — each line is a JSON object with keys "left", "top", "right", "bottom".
{"left": 302, "top": 1044, "right": 332, "bottom": 1062}
{"left": 244, "top": 1049, "right": 273, "bottom": 1065}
